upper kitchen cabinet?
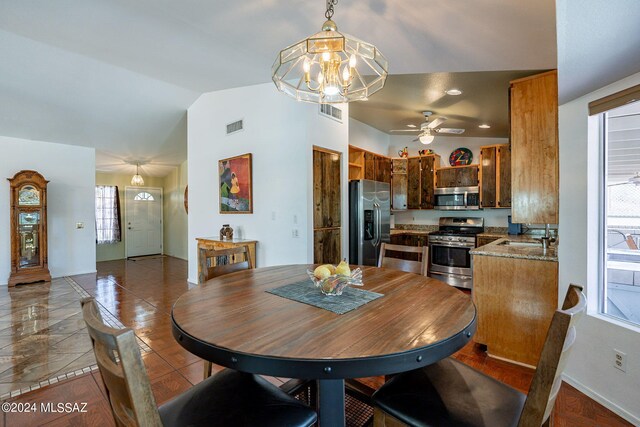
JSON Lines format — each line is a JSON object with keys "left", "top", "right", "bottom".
{"left": 480, "top": 144, "right": 511, "bottom": 208}
{"left": 348, "top": 145, "right": 391, "bottom": 183}
{"left": 392, "top": 155, "right": 439, "bottom": 210}
{"left": 510, "top": 70, "right": 558, "bottom": 224}
{"left": 435, "top": 165, "right": 479, "bottom": 188}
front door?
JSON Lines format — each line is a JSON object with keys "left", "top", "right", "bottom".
{"left": 125, "top": 187, "right": 163, "bottom": 257}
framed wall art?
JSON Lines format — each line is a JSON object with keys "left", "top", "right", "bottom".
{"left": 219, "top": 153, "right": 253, "bottom": 213}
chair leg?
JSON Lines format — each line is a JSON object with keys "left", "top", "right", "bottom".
{"left": 203, "top": 361, "right": 212, "bottom": 379}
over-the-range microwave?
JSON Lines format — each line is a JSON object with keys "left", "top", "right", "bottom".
{"left": 434, "top": 186, "right": 480, "bottom": 210}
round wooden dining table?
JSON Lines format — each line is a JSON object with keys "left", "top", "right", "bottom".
{"left": 172, "top": 264, "right": 476, "bottom": 427}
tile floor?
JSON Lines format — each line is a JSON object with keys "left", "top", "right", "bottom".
{"left": 0, "top": 257, "right": 634, "bottom": 426}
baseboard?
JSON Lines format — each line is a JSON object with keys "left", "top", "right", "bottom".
{"left": 562, "top": 374, "right": 640, "bottom": 425}
{"left": 0, "top": 270, "right": 98, "bottom": 286}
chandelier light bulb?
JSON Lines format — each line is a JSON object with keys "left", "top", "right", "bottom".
{"left": 317, "top": 71, "right": 323, "bottom": 83}
{"left": 303, "top": 58, "right": 311, "bottom": 73}
{"left": 349, "top": 54, "right": 357, "bottom": 68}
{"left": 322, "top": 52, "right": 331, "bottom": 62}
{"left": 342, "top": 66, "right": 350, "bottom": 81}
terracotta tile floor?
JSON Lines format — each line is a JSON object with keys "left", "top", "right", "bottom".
{"left": 1, "top": 257, "right": 634, "bottom": 426}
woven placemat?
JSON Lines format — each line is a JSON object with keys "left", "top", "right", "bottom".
{"left": 267, "top": 280, "right": 383, "bottom": 315}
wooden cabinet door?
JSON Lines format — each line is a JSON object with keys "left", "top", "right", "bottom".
{"left": 391, "top": 159, "right": 408, "bottom": 210}
{"left": 436, "top": 168, "right": 456, "bottom": 188}
{"left": 457, "top": 166, "right": 479, "bottom": 187}
{"left": 481, "top": 147, "right": 497, "bottom": 207}
{"left": 498, "top": 145, "right": 512, "bottom": 207}
{"left": 420, "top": 156, "right": 435, "bottom": 209}
{"left": 375, "top": 156, "right": 391, "bottom": 183}
{"left": 313, "top": 149, "right": 341, "bottom": 264}
{"left": 313, "top": 229, "right": 341, "bottom": 264}
{"left": 364, "top": 152, "right": 376, "bottom": 180}
{"left": 510, "top": 70, "right": 558, "bottom": 224}
{"left": 407, "top": 157, "right": 421, "bottom": 209}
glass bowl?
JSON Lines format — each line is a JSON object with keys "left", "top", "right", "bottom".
{"left": 306, "top": 268, "right": 363, "bottom": 296}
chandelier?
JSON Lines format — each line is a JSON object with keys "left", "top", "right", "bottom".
{"left": 131, "top": 162, "right": 144, "bottom": 186}
{"left": 272, "top": 0, "right": 388, "bottom": 104}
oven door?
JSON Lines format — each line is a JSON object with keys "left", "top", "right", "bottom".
{"left": 428, "top": 242, "right": 473, "bottom": 276}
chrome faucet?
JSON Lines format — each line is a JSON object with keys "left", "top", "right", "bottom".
{"left": 540, "top": 224, "right": 556, "bottom": 251}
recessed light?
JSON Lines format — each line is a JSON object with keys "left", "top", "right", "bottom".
{"left": 407, "top": 124, "right": 417, "bottom": 128}
{"left": 479, "top": 124, "right": 491, "bottom": 129}
{"left": 445, "top": 89, "right": 463, "bottom": 96}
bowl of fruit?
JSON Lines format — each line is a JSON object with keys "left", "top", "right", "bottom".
{"left": 308, "top": 260, "right": 363, "bottom": 296}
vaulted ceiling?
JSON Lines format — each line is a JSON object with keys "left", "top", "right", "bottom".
{"left": 0, "top": 0, "right": 558, "bottom": 175}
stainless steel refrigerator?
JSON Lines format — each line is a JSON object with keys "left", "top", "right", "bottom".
{"left": 349, "top": 180, "right": 391, "bottom": 266}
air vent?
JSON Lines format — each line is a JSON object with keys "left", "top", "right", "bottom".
{"left": 319, "top": 104, "right": 343, "bottom": 123}
{"left": 437, "top": 128, "right": 465, "bottom": 135}
{"left": 226, "top": 119, "right": 244, "bottom": 135}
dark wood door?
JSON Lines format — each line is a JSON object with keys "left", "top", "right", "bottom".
{"left": 436, "top": 168, "right": 457, "bottom": 188}
{"left": 498, "top": 145, "right": 512, "bottom": 207}
{"left": 313, "top": 148, "right": 341, "bottom": 264}
{"left": 457, "top": 167, "right": 479, "bottom": 187}
{"left": 420, "top": 156, "right": 435, "bottom": 209}
{"left": 364, "top": 152, "right": 375, "bottom": 180}
{"left": 481, "top": 147, "right": 497, "bottom": 207}
{"left": 407, "top": 157, "right": 421, "bottom": 209}
{"left": 375, "top": 156, "right": 391, "bottom": 183}
{"left": 313, "top": 229, "right": 341, "bottom": 264}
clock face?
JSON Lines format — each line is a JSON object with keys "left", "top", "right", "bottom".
{"left": 449, "top": 148, "right": 473, "bottom": 166}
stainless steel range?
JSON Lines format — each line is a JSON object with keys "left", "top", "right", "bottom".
{"left": 428, "top": 217, "right": 484, "bottom": 289}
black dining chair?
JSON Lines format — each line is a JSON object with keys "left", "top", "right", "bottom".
{"left": 371, "top": 284, "right": 586, "bottom": 427}
{"left": 81, "top": 297, "right": 317, "bottom": 427}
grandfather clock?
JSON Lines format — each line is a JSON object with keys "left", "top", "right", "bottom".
{"left": 8, "top": 170, "right": 51, "bottom": 287}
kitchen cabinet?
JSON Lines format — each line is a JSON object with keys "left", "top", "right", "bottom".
{"left": 391, "top": 159, "right": 408, "bottom": 210}
{"left": 313, "top": 148, "right": 342, "bottom": 264}
{"left": 407, "top": 157, "right": 421, "bottom": 209}
{"left": 510, "top": 70, "right": 558, "bottom": 224}
{"left": 473, "top": 253, "right": 558, "bottom": 366}
{"left": 389, "top": 233, "right": 428, "bottom": 261}
{"left": 420, "top": 156, "right": 436, "bottom": 209}
{"left": 480, "top": 144, "right": 511, "bottom": 208}
{"left": 435, "top": 165, "right": 479, "bottom": 188}
{"left": 348, "top": 145, "right": 391, "bottom": 183}
{"left": 392, "top": 155, "right": 439, "bottom": 210}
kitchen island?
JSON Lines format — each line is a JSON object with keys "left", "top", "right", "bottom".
{"left": 471, "top": 236, "right": 558, "bottom": 367}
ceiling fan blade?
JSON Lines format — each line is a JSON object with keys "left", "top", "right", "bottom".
{"left": 390, "top": 129, "right": 421, "bottom": 132}
{"left": 427, "top": 116, "right": 447, "bottom": 129}
{"left": 412, "top": 138, "right": 420, "bottom": 142}
{"left": 436, "top": 128, "right": 465, "bottom": 134}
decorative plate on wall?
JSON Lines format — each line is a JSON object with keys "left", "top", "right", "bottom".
{"left": 449, "top": 148, "right": 473, "bottom": 166}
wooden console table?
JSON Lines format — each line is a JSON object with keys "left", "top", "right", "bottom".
{"left": 196, "top": 237, "right": 257, "bottom": 283}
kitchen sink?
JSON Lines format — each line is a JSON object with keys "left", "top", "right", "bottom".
{"left": 497, "top": 240, "right": 541, "bottom": 247}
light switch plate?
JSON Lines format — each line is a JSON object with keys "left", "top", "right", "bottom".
{"left": 76, "top": 222, "right": 84, "bottom": 229}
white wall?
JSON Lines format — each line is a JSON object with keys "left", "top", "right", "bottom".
{"left": 390, "top": 135, "right": 512, "bottom": 227}
{"left": 349, "top": 118, "right": 389, "bottom": 155}
{"left": 559, "top": 72, "right": 640, "bottom": 424}
{"left": 187, "top": 83, "right": 349, "bottom": 283}
{"left": 0, "top": 136, "right": 96, "bottom": 284}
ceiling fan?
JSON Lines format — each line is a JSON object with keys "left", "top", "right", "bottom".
{"left": 389, "top": 111, "right": 465, "bottom": 144}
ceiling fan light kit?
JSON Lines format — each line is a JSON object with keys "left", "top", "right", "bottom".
{"left": 272, "top": 0, "right": 388, "bottom": 104}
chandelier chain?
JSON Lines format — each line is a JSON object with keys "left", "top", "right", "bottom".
{"left": 325, "top": 0, "right": 338, "bottom": 20}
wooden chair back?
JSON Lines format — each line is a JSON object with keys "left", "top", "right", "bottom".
{"left": 518, "top": 284, "right": 587, "bottom": 427}
{"left": 81, "top": 298, "right": 161, "bottom": 427}
{"left": 377, "top": 243, "right": 428, "bottom": 276}
{"left": 198, "top": 245, "right": 252, "bottom": 284}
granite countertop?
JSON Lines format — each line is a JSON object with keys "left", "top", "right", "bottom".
{"left": 471, "top": 236, "right": 558, "bottom": 262}
{"left": 390, "top": 229, "right": 433, "bottom": 235}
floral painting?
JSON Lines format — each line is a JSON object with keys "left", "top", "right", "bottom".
{"left": 219, "top": 153, "right": 253, "bottom": 213}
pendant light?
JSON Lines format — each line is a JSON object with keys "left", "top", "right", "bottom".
{"left": 272, "top": 0, "right": 388, "bottom": 104}
{"left": 131, "top": 162, "right": 144, "bottom": 186}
